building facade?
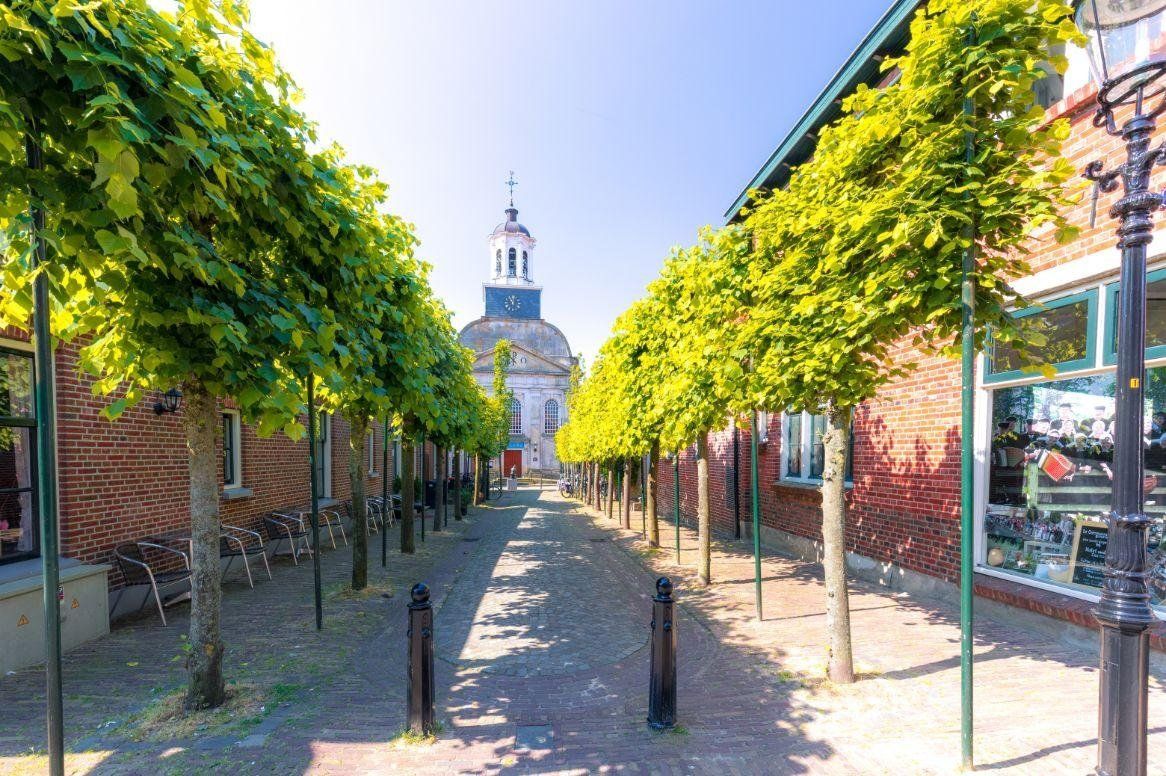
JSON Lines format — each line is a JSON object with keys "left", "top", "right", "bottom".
{"left": 0, "top": 322, "right": 420, "bottom": 672}
{"left": 459, "top": 202, "right": 577, "bottom": 476}
{"left": 656, "top": 0, "right": 1166, "bottom": 646}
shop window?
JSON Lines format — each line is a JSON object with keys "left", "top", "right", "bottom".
{"left": 1103, "top": 267, "right": 1166, "bottom": 364}
{"left": 987, "top": 290, "right": 1097, "bottom": 383}
{"left": 0, "top": 347, "right": 37, "bottom": 565}
{"left": 781, "top": 410, "right": 853, "bottom": 484}
{"left": 984, "top": 369, "right": 1166, "bottom": 610}
{"left": 222, "top": 410, "right": 242, "bottom": 490}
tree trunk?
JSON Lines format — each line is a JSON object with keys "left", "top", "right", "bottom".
{"left": 347, "top": 413, "right": 369, "bottom": 590}
{"left": 647, "top": 442, "right": 659, "bottom": 547}
{"left": 434, "top": 445, "right": 445, "bottom": 532}
{"left": 822, "top": 405, "right": 855, "bottom": 684}
{"left": 697, "top": 433, "right": 711, "bottom": 586}
{"left": 401, "top": 437, "right": 416, "bottom": 553}
{"left": 622, "top": 457, "right": 632, "bottom": 530}
{"left": 594, "top": 462, "right": 602, "bottom": 509}
{"left": 606, "top": 465, "right": 614, "bottom": 519}
{"left": 182, "top": 379, "right": 225, "bottom": 710}
{"left": 453, "top": 450, "right": 463, "bottom": 519}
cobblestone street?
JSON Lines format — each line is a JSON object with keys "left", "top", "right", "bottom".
{"left": 3, "top": 486, "right": 1166, "bottom": 774}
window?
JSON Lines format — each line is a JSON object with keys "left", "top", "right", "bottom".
{"left": 509, "top": 398, "right": 522, "bottom": 434}
{"left": 314, "top": 414, "right": 332, "bottom": 498}
{"left": 507, "top": 248, "right": 517, "bottom": 276}
{"left": 987, "top": 290, "right": 1097, "bottom": 382}
{"left": 1104, "top": 267, "right": 1166, "bottom": 364}
{"left": 755, "top": 410, "right": 770, "bottom": 444}
{"left": 0, "top": 347, "right": 37, "bottom": 565}
{"left": 984, "top": 369, "right": 1166, "bottom": 610}
{"left": 393, "top": 436, "right": 402, "bottom": 477}
{"left": 522, "top": 251, "right": 529, "bottom": 278}
{"left": 544, "top": 399, "right": 559, "bottom": 435}
{"left": 367, "top": 430, "right": 377, "bottom": 475}
{"left": 222, "top": 410, "right": 242, "bottom": 490}
{"left": 781, "top": 410, "right": 853, "bottom": 484}
{"left": 495, "top": 250, "right": 502, "bottom": 276}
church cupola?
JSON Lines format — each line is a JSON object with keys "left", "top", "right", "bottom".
{"left": 489, "top": 173, "right": 536, "bottom": 285}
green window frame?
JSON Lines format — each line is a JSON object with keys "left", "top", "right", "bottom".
{"left": 985, "top": 289, "right": 1098, "bottom": 384}
{"left": 1103, "top": 267, "right": 1166, "bottom": 365}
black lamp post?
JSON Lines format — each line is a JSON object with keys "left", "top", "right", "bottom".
{"left": 1077, "top": 2, "right": 1166, "bottom": 774}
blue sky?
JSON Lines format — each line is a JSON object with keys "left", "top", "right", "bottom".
{"left": 245, "top": 0, "right": 892, "bottom": 365}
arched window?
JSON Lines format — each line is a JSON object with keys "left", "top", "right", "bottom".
{"left": 507, "top": 248, "right": 517, "bottom": 276}
{"left": 509, "top": 398, "right": 522, "bottom": 434}
{"left": 495, "top": 249, "right": 501, "bottom": 275}
{"left": 522, "top": 251, "right": 529, "bottom": 278}
{"left": 544, "top": 399, "right": 559, "bottom": 435}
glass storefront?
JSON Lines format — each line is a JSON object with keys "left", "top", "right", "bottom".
{"left": 983, "top": 280, "right": 1166, "bottom": 610}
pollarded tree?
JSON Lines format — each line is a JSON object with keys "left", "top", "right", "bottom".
{"left": 653, "top": 227, "right": 753, "bottom": 586}
{"left": 740, "top": 0, "right": 1080, "bottom": 683}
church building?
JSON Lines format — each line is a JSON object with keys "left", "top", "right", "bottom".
{"left": 458, "top": 189, "right": 577, "bottom": 477}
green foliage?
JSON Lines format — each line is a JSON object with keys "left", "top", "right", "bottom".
{"left": 740, "top": 0, "right": 1081, "bottom": 413}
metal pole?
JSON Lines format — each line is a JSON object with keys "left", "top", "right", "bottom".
{"left": 750, "top": 413, "right": 763, "bottom": 621}
{"left": 647, "top": 576, "right": 677, "bottom": 728}
{"left": 674, "top": 453, "right": 681, "bottom": 562}
{"left": 307, "top": 375, "right": 322, "bottom": 631}
{"left": 406, "top": 582, "right": 435, "bottom": 734}
{"left": 641, "top": 455, "right": 646, "bottom": 536}
{"left": 959, "top": 22, "right": 976, "bottom": 770}
{"left": 1085, "top": 107, "right": 1159, "bottom": 776}
{"left": 419, "top": 434, "right": 426, "bottom": 542}
{"left": 382, "top": 417, "right": 389, "bottom": 567}
{"left": 26, "top": 127, "right": 64, "bottom": 776}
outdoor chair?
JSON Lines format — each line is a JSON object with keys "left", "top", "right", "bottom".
{"left": 220, "top": 524, "right": 272, "bottom": 588}
{"left": 368, "top": 496, "right": 389, "bottom": 530}
{"left": 111, "top": 541, "right": 192, "bottom": 626}
{"left": 263, "top": 512, "right": 313, "bottom": 563}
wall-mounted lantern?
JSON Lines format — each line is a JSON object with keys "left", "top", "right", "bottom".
{"left": 153, "top": 388, "right": 183, "bottom": 416}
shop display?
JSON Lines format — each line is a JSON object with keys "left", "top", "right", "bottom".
{"left": 985, "top": 371, "right": 1166, "bottom": 608}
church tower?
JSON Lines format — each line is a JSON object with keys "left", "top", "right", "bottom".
{"left": 483, "top": 173, "right": 541, "bottom": 319}
{"left": 458, "top": 173, "right": 577, "bottom": 477}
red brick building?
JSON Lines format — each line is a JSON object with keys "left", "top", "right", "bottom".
{"left": 657, "top": 0, "right": 1166, "bottom": 644}
{"left": 0, "top": 324, "right": 464, "bottom": 671}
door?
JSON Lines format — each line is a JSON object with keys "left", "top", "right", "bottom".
{"left": 503, "top": 450, "right": 522, "bottom": 478}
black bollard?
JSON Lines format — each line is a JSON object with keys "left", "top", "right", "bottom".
{"left": 407, "top": 582, "right": 436, "bottom": 735}
{"left": 648, "top": 576, "right": 677, "bottom": 729}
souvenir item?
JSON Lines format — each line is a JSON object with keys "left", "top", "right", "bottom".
{"left": 987, "top": 547, "right": 1005, "bottom": 566}
{"left": 1037, "top": 449, "right": 1075, "bottom": 482}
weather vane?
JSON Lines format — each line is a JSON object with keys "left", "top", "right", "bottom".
{"left": 505, "top": 171, "right": 517, "bottom": 206}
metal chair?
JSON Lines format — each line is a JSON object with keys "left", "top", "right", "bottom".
{"left": 220, "top": 524, "right": 272, "bottom": 588}
{"left": 263, "top": 512, "right": 313, "bottom": 563}
{"left": 111, "top": 541, "right": 192, "bottom": 626}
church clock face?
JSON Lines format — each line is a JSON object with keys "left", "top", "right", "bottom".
{"left": 504, "top": 294, "right": 521, "bottom": 313}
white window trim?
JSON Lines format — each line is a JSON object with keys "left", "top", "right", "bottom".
{"left": 779, "top": 410, "right": 852, "bottom": 485}
{"left": 367, "top": 429, "right": 377, "bottom": 476}
{"left": 973, "top": 254, "right": 1166, "bottom": 617}
{"left": 222, "top": 409, "right": 243, "bottom": 490}
{"left": 316, "top": 414, "right": 332, "bottom": 498}
{"left": 755, "top": 410, "right": 770, "bottom": 444}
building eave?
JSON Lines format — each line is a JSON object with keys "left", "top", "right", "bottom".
{"left": 723, "top": 0, "right": 922, "bottom": 225}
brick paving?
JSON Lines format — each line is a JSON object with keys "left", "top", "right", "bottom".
{"left": 3, "top": 486, "right": 1166, "bottom": 774}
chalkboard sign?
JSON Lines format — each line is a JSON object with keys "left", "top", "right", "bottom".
{"left": 1071, "top": 521, "right": 1108, "bottom": 588}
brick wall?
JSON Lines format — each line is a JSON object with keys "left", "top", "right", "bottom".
{"left": 0, "top": 331, "right": 409, "bottom": 589}
{"left": 658, "top": 85, "right": 1166, "bottom": 588}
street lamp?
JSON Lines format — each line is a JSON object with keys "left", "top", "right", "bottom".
{"left": 1077, "top": 2, "right": 1166, "bottom": 775}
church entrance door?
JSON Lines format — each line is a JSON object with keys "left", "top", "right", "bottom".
{"left": 503, "top": 450, "right": 523, "bottom": 478}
